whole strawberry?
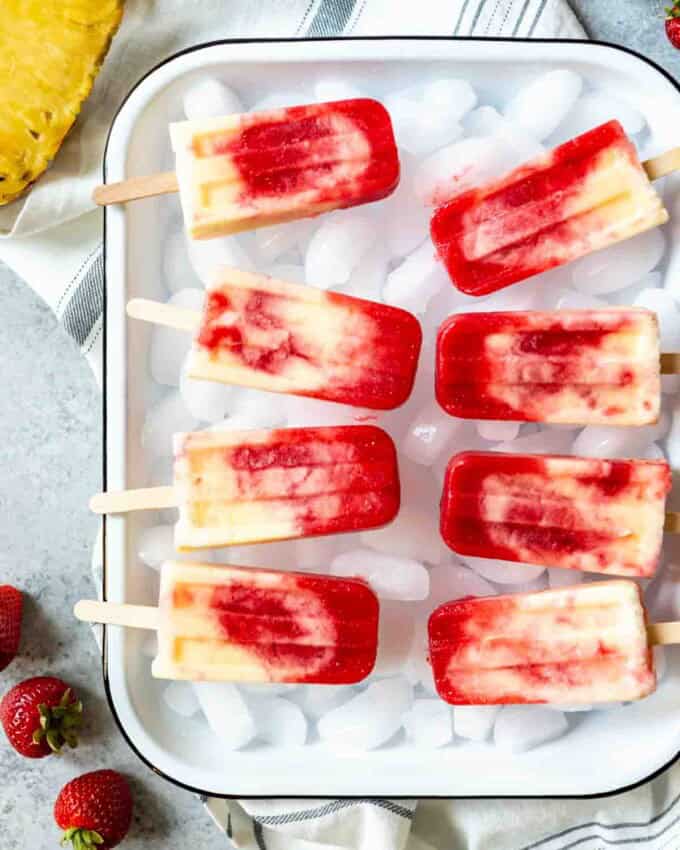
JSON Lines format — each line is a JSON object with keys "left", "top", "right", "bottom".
{"left": 0, "top": 585, "right": 22, "bottom": 671}
{"left": 55, "top": 770, "right": 133, "bottom": 850}
{"left": 666, "top": 3, "right": 680, "bottom": 49}
{"left": 0, "top": 676, "right": 82, "bottom": 758}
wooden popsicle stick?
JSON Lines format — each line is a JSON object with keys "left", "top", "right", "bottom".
{"left": 643, "top": 148, "right": 680, "bottom": 182}
{"left": 647, "top": 621, "right": 680, "bottom": 646}
{"left": 74, "top": 600, "right": 159, "bottom": 631}
{"left": 93, "top": 171, "right": 179, "bottom": 206}
{"left": 127, "top": 298, "right": 201, "bottom": 332}
{"left": 660, "top": 353, "right": 680, "bottom": 374}
{"left": 89, "top": 486, "right": 177, "bottom": 515}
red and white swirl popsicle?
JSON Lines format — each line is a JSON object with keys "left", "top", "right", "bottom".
{"left": 440, "top": 451, "right": 672, "bottom": 578}
{"left": 435, "top": 308, "right": 676, "bottom": 426}
{"left": 429, "top": 581, "right": 680, "bottom": 706}
{"left": 128, "top": 267, "right": 422, "bottom": 411}
{"left": 76, "top": 561, "right": 379, "bottom": 684}
{"left": 91, "top": 425, "right": 401, "bottom": 550}
{"left": 430, "top": 121, "right": 674, "bottom": 296}
{"left": 93, "top": 99, "right": 400, "bottom": 237}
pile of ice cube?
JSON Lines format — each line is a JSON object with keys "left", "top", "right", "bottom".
{"left": 142, "top": 68, "right": 678, "bottom": 754}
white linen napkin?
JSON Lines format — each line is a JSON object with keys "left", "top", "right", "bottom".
{"left": 13, "top": 3, "right": 678, "bottom": 850}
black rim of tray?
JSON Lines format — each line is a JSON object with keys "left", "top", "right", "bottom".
{"left": 101, "top": 34, "right": 680, "bottom": 800}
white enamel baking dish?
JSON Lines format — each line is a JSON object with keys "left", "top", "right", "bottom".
{"left": 102, "top": 36, "right": 680, "bottom": 798}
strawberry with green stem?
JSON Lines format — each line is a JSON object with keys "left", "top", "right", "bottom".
{"left": 55, "top": 770, "right": 133, "bottom": 850}
{"left": 0, "top": 676, "right": 82, "bottom": 758}
{"left": 666, "top": 3, "right": 680, "bottom": 48}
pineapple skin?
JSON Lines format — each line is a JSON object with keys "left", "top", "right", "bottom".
{"left": 0, "top": 0, "right": 124, "bottom": 205}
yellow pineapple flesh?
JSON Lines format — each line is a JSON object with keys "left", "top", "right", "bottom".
{"left": 0, "top": 0, "right": 123, "bottom": 205}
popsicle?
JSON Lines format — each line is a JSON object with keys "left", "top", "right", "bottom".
{"left": 430, "top": 121, "right": 670, "bottom": 296}
{"left": 76, "top": 561, "right": 379, "bottom": 684}
{"left": 127, "top": 266, "right": 422, "bottom": 410}
{"left": 436, "top": 308, "right": 662, "bottom": 425}
{"left": 93, "top": 99, "right": 400, "bottom": 237}
{"left": 428, "top": 581, "right": 657, "bottom": 705}
{"left": 440, "top": 452, "right": 671, "bottom": 577}
{"left": 90, "top": 425, "right": 401, "bottom": 549}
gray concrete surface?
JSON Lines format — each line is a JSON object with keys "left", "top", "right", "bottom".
{"left": 0, "top": 4, "right": 679, "bottom": 849}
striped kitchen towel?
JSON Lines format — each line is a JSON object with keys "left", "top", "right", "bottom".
{"left": 0, "top": 0, "right": 583, "bottom": 384}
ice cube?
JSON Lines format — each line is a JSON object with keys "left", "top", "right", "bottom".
{"left": 403, "top": 699, "right": 453, "bottom": 748}
{"left": 465, "top": 106, "right": 544, "bottom": 161}
{"left": 552, "top": 90, "right": 645, "bottom": 143}
{"left": 137, "top": 524, "right": 175, "bottom": 570}
{"left": 375, "top": 601, "right": 416, "bottom": 676}
{"left": 381, "top": 151, "right": 431, "bottom": 260}
{"left": 571, "top": 229, "right": 666, "bottom": 295}
{"left": 283, "top": 396, "right": 375, "bottom": 429}
{"left": 179, "top": 354, "right": 233, "bottom": 423}
{"left": 548, "top": 567, "right": 584, "bottom": 588}
{"left": 634, "top": 288, "right": 680, "bottom": 351}
{"left": 247, "top": 697, "right": 307, "bottom": 747}
{"left": 231, "top": 388, "right": 287, "bottom": 428}
{"left": 383, "top": 240, "right": 449, "bottom": 313}
{"left": 313, "top": 78, "right": 363, "bottom": 101}
{"left": 555, "top": 289, "right": 609, "bottom": 310}
{"left": 384, "top": 92, "right": 463, "bottom": 157}
{"left": 476, "top": 421, "right": 521, "bottom": 443}
{"left": 142, "top": 391, "right": 197, "bottom": 458}
{"left": 317, "top": 678, "right": 412, "bottom": 751}
{"left": 291, "top": 685, "right": 356, "bottom": 721}
{"left": 391, "top": 78, "right": 476, "bottom": 120}
{"left": 667, "top": 397, "right": 680, "bottom": 468}
{"left": 607, "top": 271, "right": 662, "bottom": 307}
{"left": 453, "top": 705, "right": 500, "bottom": 742}
{"left": 340, "top": 242, "right": 390, "bottom": 302}
{"left": 266, "top": 264, "right": 306, "bottom": 285}
{"left": 331, "top": 549, "right": 429, "bottom": 601}
{"left": 163, "top": 681, "right": 200, "bottom": 718}
{"left": 403, "top": 401, "right": 467, "bottom": 466}
{"left": 150, "top": 289, "right": 204, "bottom": 386}
{"left": 293, "top": 537, "right": 337, "bottom": 571}
{"left": 254, "top": 219, "right": 316, "bottom": 265}
{"left": 493, "top": 706, "right": 569, "bottom": 752}
{"left": 182, "top": 77, "right": 243, "bottom": 121}
{"left": 462, "top": 555, "right": 545, "bottom": 585}
{"left": 654, "top": 645, "right": 668, "bottom": 683}
{"left": 641, "top": 443, "right": 666, "bottom": 461}
{"left": 504, "top": 70, "right": 583, "bottom": 141}
{"left": 360, "top": 504, "right": 443, "bottom": 565}
{"left": 414, "top": 136, "right": 514, "bottom": 206}
{"left": 494, "top": 427, "right": 575, "bottom": 456}
{"left": 249, "top": 92, "right": 310, "bottom": 112}
{"left": 572, "top": 412, "right": 669, "bottom": 459}
{"left": 188, "top": 236, "right": 254, "bottom": 284}
{"left": 162, "top": 230, "right": 200, "bottom": 294}
{"left": 141, "top": 633, "right": 158, "bottom": 658}
{"left": 427, "top": 564, "right": 497, "bottom": 609}
{"left": 193, "top": 682, "right": 256, "bottom": 750}
{"left": 208, "top": 413, "right": 266, "bottom": 432}
{"left": 305, "top": 213, "right": 376, "bottom": 289}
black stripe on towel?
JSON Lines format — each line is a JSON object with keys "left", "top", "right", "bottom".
{"left": 61, "top": 248, "right": 104, "bottom": 348}
{"left": 257, "top": 798, "right": 414, "bottom": 826}
{"left": 518, "top": 792, "right": 680, "bottom": 850}
{"left": 306, "top": 0, "right": 357, "bottom": 36}
{"left": 511, "top": 0, "right": 534, "bottom": 35}
{"left": 527, "top": 0, "right": 550, "bottom": 36}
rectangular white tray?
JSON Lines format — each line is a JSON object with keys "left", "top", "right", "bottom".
{"left": 103, "top": 36, "right": 680, "bottom": 798}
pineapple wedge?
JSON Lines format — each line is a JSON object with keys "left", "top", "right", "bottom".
{"left": 0, "top": 0, "right": 123, "bottom": 205}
